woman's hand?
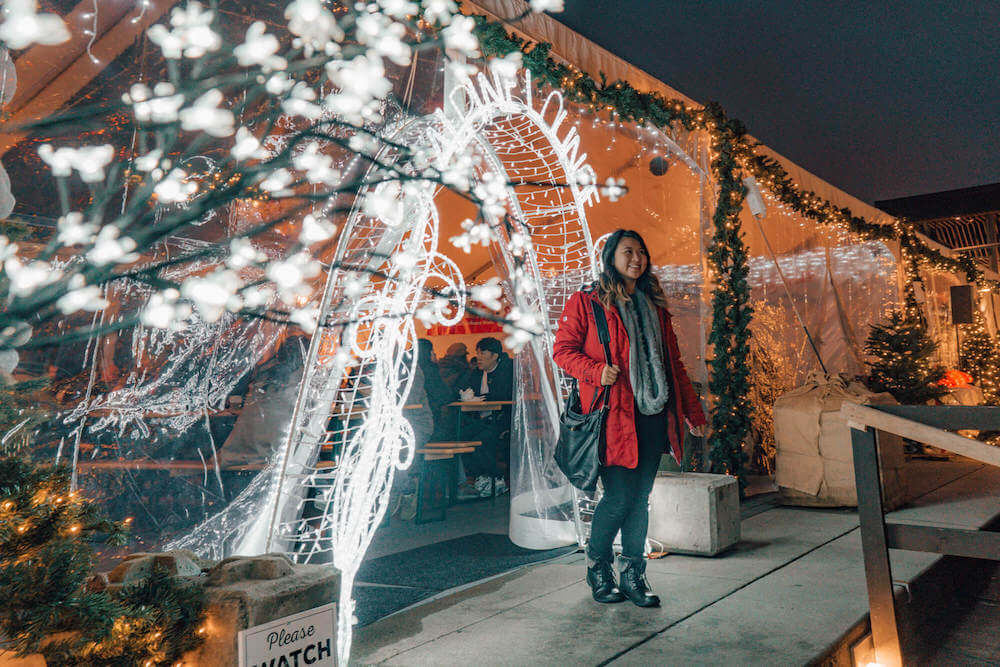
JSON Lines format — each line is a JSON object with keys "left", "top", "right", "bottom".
{"left": 600, "top": 364, "right": 620, "bottom": 386}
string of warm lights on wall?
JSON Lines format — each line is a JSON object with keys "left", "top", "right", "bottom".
{"left": 473, "top": 14, "right": 995, "bottom": 482}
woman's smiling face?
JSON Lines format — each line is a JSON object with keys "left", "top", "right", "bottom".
{"left": 612, "top": 236, "right": 648, "bottom": 285}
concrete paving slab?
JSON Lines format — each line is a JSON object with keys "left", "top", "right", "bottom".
{"left": 355, "top": 560, "right": 585, "bottom": 663}
{"left": 355, "top": 459, "right": 1000, "bottom": 666}
{"left": 356, "top": 508, "right": 861, "bottom": 665}
{"left": 610, "top": 583, "right": 871, "bottom": 666}
{"left": 377, "top": 572, "right": 744, "bottom": 666}
{"left": 645, "top": 508, "right": 859, "bottom": 581}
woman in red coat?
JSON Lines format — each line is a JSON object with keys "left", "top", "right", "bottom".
{"left": 553, "top": 229, "right": 706, "bottom": 607}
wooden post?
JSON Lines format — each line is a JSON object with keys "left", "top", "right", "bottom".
{"left": 851, "top": 425, "right": 903, "bottom": 667}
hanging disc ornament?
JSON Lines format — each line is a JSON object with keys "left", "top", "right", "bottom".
{"left": 648, "top": 155, "right": 669, "bottom": 176}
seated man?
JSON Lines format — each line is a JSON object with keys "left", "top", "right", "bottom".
{"left": 456, "top": 337, "right": 513, "bottom": 496}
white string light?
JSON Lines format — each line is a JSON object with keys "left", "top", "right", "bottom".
{"left": 84, "top": 0, "right": 99, "bottom": 65}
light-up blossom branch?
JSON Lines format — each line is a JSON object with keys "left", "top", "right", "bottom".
{"left": 0, "top": 0, "right": 564, "bottom": 357}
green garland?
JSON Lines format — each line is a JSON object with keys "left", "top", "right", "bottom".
{"left": 0, "top": 458, "right": 206, "bottom": 665}
{"left": 474, "top": 16, "right": 991, "bottom": 286}
{"left": 473, "top": 15, "right": 994, "bottom": 481}
{"left": 704, "top": 116, "right": 754, "bottom": 479}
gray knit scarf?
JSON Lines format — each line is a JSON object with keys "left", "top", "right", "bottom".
{"left": 617, "top": 291, "right": 670, "bottom": 415}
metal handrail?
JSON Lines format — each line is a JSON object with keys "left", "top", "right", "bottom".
{"left": 842, "top": 403, "right": 1000, "bottom": 667}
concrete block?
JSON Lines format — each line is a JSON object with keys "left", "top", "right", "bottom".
{"left": 107, "top": 550, "right": 204, "bottom": 583}
{"left": 647, "top": 472, "right": 740, "bottom": 556}
{"left": 184, "top": 557, "right": 340, "bottom": 666}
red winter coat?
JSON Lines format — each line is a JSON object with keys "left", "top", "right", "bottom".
{"left": 553, "top": 289, "right": 707, "bottom": 468}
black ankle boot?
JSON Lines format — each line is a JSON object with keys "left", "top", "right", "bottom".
{"left": 586, "top": 558, "right": 626, "bottom": 604}
{"left": 618, "top": 556, "right": 660, "bottom": 608}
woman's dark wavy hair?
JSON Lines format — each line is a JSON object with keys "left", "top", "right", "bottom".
{"left": 596, "top": 229, "right": 668, "bottom": 309}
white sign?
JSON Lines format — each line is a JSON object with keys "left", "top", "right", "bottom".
{"left": 238, "top": 603, "right": 336, "bottom": 667}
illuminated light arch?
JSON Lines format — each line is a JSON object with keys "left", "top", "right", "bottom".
{"left": 173, "top": 69, "right": 603, "bottom": 663}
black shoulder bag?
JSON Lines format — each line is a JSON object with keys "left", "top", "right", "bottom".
{"left": 553, "top": 298, "right": 612, "bottom": 493}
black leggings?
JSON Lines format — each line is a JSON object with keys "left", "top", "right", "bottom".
{"left": 587, "top": 409, "right": 665, "bottom": 561}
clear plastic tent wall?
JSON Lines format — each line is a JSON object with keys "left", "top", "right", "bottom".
{"left": 741, "top": 198, "right": 900, "bottom": 385}
{"left": 8, "top": 1, "right": 448, "bottom": 560}
{"left": 9, "top": 1, "right": 908, "bottom": 565}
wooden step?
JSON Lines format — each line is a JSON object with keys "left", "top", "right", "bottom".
{"left": 424, "top": 440, "right": 482, "bottom": 449}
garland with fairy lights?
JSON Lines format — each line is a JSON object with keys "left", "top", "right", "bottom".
{"left": 0, "top": 458, "right": 206, "bottom": 665}
{"left": 473, "top": 15, "right": 995, "bottom": 481}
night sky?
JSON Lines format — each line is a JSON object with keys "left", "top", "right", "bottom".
{"left": 554, "top": 1, "right": 1000, "bottom": 204}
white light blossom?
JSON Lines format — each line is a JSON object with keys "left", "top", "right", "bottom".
{"left": 37, "top": 144, "right": 73, "bottom": 177}
{"left": 509, "top": 231, "right": 532, "bottom": 257}
{"left": 489, "top": 51, "right": 522, "bottom": 81}
{"left": 265, "top": 72, "right": 295, "bottom": 96}
{"left": 4, "top": 256, "right": 60, "bottom": 296}
{"left": 441, "top": 15, "right": 479, "bottom": 58}
{"left": 267, "top": 251, "right": 321, "bottom": 302}
{"left": 57, "top": 212, "right": 98, "bottom": 246}
{"left": 356, "top": 12, "right": 411, "bottom": 66}
{"left": 472, "top": 171, "right": 508, "bottom": 218}
{"left": 38, "top": 144, "right": 114, "bottom": 183}
{"left": 422, "top": 0, "right": 458, "bottom": 25}
{"left": 300, "top": 213, "right": 337, "bottom": 244}
{"left": 393, "top": 249, "right": 418, "bottom": 276}
{"left": 0, "top": 0, "right": 70, "bottom": 49}
{"left": 123, "top": 82, "right": 185, "bottom": 124}
{"left": 259, "top": 168, "right": 293, "bottom": 195}
{"left": 601, "top": 176, "right": 627, "bottom": 202}
{"left": 180, "top": 89, "right": 235, "bottom": 137}
{"left": 281, "top": 82, "right": 323, "bottom": 120}
{"left": 0, "top": 234, "right": 16, "bottom": 262}
{"left": 471, "top": 277, "right": 504, "bottom": 311}
{"left": 285, "top": 0, "right": 343, "bottom": 56}
{"left": 57, "top": 282, "right": 108, "bottom": 314}
{"left": 234, "top": 21, "right": 286, "bottom": 71}
{"left": 293, "top": 144, "right": 341, "bottom": 186}
{"left": 325, "top": 54, "right": 392, "bottom": 123}
{"left": 231, "top": 127, "right": 268, "bottom": 162}
{"left": 447, "top": 59, "right": 477, "bottom": 83}
{"left": 436, "top": 151, "right": 476, "bottom": 192}
{"left": 181, "top": 268, "right": 243, "bottom": 322}
{"left": 414, "top": 304, "right": 439, "bottom": 328}
{"left": 362, "top": 181, "right": 404, "bottom": 227}
{"left": 147, "top": 1, "right": 221, "bottom": 59}
{"left": 414, "top": 296, "right": 450, "bottom": 328}
{"left": 289, "top": 306, "right": 319, "bottom": 333}
{"left": 226, "top": 237, "right": 266, "bottom": 269}
{"left": 141, "top": 288, "right": 192, "bottom": 330}
{"left": 503, "top": 307, "right": 543, "bottom": 352}
{"left": 378, "top": 0, "right": 419, "bottom": 19}
{"left": 74, "top": 145, "right": 115, "bottom": 183}
{"left": 569, "top": 167, "right": 595, "bottom": 187}
{"left": 134, "top": 148, "right": 163, "bottom": 172}
{"left": 154, "top": 168, "right": 197, "bottom": 203}
{"left": 343, "top": 275, "right": 367, "bottom": 299}
{"left": 529, "top": 0, "right": 564, "bottom": 12}
{"left": 241, "top": 285, "right": 275, "bottom": 309}
{"left": 86, "top": 226, "right": 138, "bottom": 266}
{"left": 450, "top": 218, "right": 492, "bottom": 253}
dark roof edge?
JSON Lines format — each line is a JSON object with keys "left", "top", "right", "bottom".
{"left": 875, "top": 182, "right": 1000, "bottom": 220}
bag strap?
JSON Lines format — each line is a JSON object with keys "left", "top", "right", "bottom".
{"left": 586, "top": 297, "right": 613, "bottom": 411}
{"left": 589, "top": 298, "right": 612, "bottom": 366}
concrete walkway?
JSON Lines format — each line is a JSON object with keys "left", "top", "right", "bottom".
{"left": 354, "top": 460, "right": 1000, "bottom": 666}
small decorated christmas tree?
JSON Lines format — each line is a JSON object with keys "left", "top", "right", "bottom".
{"left": 959, "top": 313, "right": 1000, "bottom": 404}
{"left": 865, "top": 310, "right": 947, "bottom": 405}
{"left": 0, "top": 458, "right": 206, "bottom": 665}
